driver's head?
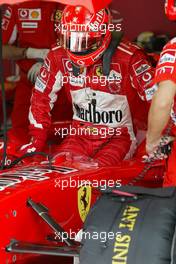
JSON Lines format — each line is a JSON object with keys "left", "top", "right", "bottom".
{"left": 165, "top": 0, "right": 176, "bottom": 20}
{"left": 59, "top": 5, "right": 112, "bottom": 67}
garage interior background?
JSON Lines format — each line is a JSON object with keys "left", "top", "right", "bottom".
{"left": 3, "top": 0, "right": 176, "bottom": 77}
{"left": 110, "top": 0, "right": 176, "bottom": 39}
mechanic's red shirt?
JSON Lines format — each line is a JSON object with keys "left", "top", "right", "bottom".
{"left": 2, "top": 1, "right": 63, "bottom": 73}
{"left": 154, "top": 38, "right": 176, "bottom": 128}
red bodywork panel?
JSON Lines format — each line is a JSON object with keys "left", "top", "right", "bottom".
{"left": 0, "top": 155, "right": 165, "bottom": 263}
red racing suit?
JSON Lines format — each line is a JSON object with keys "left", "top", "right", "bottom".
{"left": 2, "top": 1, "right": 71, "bottom": 144}
{"left": 154, "top": 38, "right": 176, "bottom": 186}
{"left": 29, "top": 39, "right": 155, "bottom": 166}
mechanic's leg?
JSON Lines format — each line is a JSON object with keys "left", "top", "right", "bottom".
{"left": 163, "top": 141, "right": 176, "bottom": 187}
{"left": 10, "top": 78, "right": 32, "bottom": 143}
{"left": 92, "top": 134, "right": 133, "bottom": 166}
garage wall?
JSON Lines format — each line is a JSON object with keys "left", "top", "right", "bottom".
{"left": 110, "top": 0, "right": 176, "bottom": 40}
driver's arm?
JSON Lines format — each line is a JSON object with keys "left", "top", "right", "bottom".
{"left": 129, "top": 49, "right": 156, "bottom": 101}
{"left": 19, "top": 49, "right": 63, "bottom": 154}
{"left": 29, "top": 49, "right": 63, "bottom": 145}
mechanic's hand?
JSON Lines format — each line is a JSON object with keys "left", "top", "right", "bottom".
{"left": 26, "top": 47, "right": 49, "bottom": 60}
{"left": 146, "top": 139, "right": 160, "bottom": 157}
{"left": 27, "top": 62, "right": 43, "bottom": 84}
{"left": 143, "top": 136, "right": 174, "bottom": 162}
{"left": 16, "top": 138, "right": 44, "bottom": 157}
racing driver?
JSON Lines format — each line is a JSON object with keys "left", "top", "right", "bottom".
{"left": 20, "top": 5, "right": 156, "bottom": 166}
{"left": 146, "top": 0, "right": 176, "bottom": 186}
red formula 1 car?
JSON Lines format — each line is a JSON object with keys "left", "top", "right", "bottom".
{"left": 0, "top": 1, "right": 169, "bottom": 263}
{"left": 0, "top": 133, "right": 166, "bottom": 264}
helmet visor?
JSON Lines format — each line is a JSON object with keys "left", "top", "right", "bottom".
{"left": 60, "top": 31, "right": 103, "bottom": 53}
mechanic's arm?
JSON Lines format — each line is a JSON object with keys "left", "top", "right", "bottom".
{"left": 3, "top": 45, "right": 49, "bottom": 61}
{"left": 2, "top": 6, "right": 27, "bottom": 60}
{"left": 146, "top": 80, "right": 176, "bottom": 153}
{"left": 2, "top": 45, "right": 26, "bottom": 60}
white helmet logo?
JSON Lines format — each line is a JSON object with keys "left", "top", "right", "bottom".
{"left": 77, "top": 60, "right": 85, "bottom": 66}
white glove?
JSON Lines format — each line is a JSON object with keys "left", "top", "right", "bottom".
{"left": 17, "top": 138, "right": 45, "bottom": 156}
{"left": 27, "top": 62, "right": 43, "bottom": 84}
{"left": 26, "top": 47, "right": 49, "bottom": 60}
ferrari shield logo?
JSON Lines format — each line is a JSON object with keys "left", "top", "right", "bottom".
{"left": 54, "top": 10, "right": 62, "bottom": 22}
{"left": 95, "top": 65, "right": 103, "bottom": 77}
{"left": 78, "top": 186, "right": 91, "bottom": 222}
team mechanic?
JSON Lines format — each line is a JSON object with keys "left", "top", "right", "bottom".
{"left": 1, "top": 1, "right": 72, "bottom": 154}
{"left": 19, "top": 5, "right": 156, "bottom": 166}
{"left": 146, "top": 0, "right": 176, "bottom": 186}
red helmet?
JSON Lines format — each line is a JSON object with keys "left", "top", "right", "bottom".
{"left": 59, "top": 5, "right": 112, "bottom": 67}
{"left": 165, "top": 0, "right": 176, "bottom": 20}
